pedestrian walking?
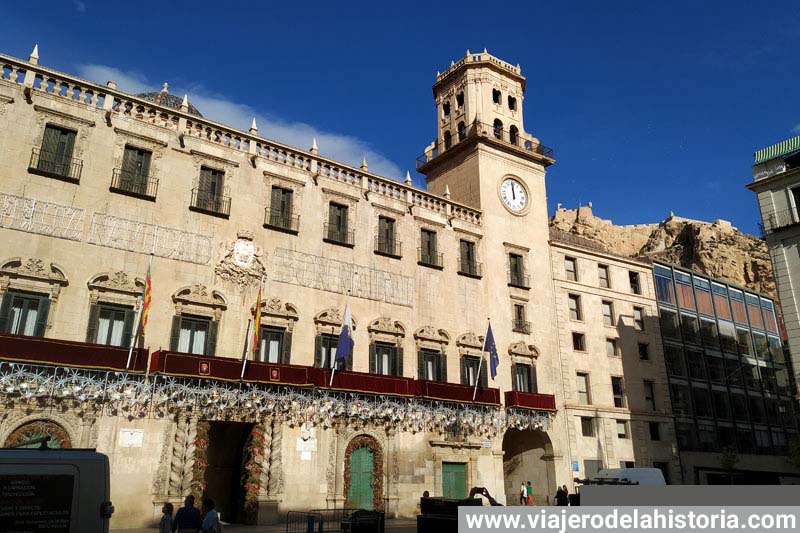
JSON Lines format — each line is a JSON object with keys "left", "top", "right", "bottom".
{"left": 159, "top": 502, "right": 174, "bottom": 533}
{"left": 200, "top": 498, "right": 221, "bottom": 533}
{"left": 555, "top": 485, "right": 569, "bottom": 506}
{"left": 172, "top": 495, "right": 202, "bottom": 533}
{"left": 526, "top": 481, "right": 534, "bottom": 505}
{"left": 519, "top": 483, "right": 527, "bottom": 505}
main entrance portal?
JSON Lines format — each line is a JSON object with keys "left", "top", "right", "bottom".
{"left": 502, "top": 428, "right": 555, "bottom": 505}
{"left": 348, "top": 446, "right": 375, "bottom": 509}
{"left": 204, "top": 421, "right": 255, "bottom": 523}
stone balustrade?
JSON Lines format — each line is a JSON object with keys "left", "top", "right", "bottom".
{"left": 0, "top": 52, "right": 482, "bottom": 227}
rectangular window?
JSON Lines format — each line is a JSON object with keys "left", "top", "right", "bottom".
{"left": 268, "top": 186, "right": 294, "bottom": 230}
{"left": 580, "top": 417, "right": 595, "bottom": 437}
{"left": 629, "top": 271, "right": 641, "bottom": 294}
{"left": 700, "top": 318, "right": 719, "bottom": 348}
{"left": 117, "top": 145, "right": 153, "bottom": 196}
{"left": 177, "top": 315, "right": 211, "bottom": 355}
{"left": 664, "top": 344, "right": 687, "bottom": 377}
{"left": 761, "top": 299, "right": 778, "bottom": 333}
{"left": 660, "top": 308, "right": 680, "bottom": 339}
{"left": 373, "top": 342, "right": 399, "bottom": 376}
{"left": 707, "top": 356, "right": 726, "bottom": 384}
{"left": 602, "top": 301, "right": 614, "bottom": 326}
{"left": 616, "top": 420, "right": 629, "bottom": 439}
{"left": 606, "top": 338, "right": 619, "bottom": 357}
{"left": 598, "top": 265, "right": 610, "bottom": 288}
{"left": 611, "top": 376, "right": 626, "bottom": 408}
{"left": 713, "top": 390, "right": 732, "bottom": 420}
{"left": 0, "top": 290, "right": 50, "bottom": 337}
{"left": 327, "top": 203, "right": 350, "bottom": 244}
{"left": 258, "top": 326, "right": 285, "bottom": 363}
{"left": 377, "top": 216, "right": 397, "bottom": 256}
{"left": 736, "top": 328, "right": 753, "bottom": 355}
{"left": 670, "top": 384, "right": 692, "bottom": 416}
{"left": 649, "top": 422, "right": 661, "bottom": 441}
{"left": 513, "top": 304, "right": 529, "bottom": 333}
{"left": 462, "top": 355, "right": 486, "bottom": 387}
{"left": 729, "top": 289, "right": 748, "bottom": 324}
{"left": 513, "top": 363, "right": 537, "bottom": 393}
{"left": 638, "top": 342, "right": 650, "bottom": 360}
{"left": 459, "top": 240, "right": 479, "bottom": 276}
{"left": 37, "top": 124, "right": 77, "bottom": 178}
{"left": 419, "top": 349, "right": 444, "bottom": 381}
{"left": 419, "top": 229, "right": 439, "bottom": 266}
{"left": 572, "top": 332, "right": 586, "bottom": 352}
{"left": 317, "top": 333, "right": 339, "bottom": 369}
{"left": 633, "top": 307, "right": 645, "bottom": 331}
{"left": 655, "top": 274, "right": 676, "bottom": 305}
{"left": 194, "top": 166, "right": 226, "bottom": 213}
{"left": 680, "top": 313, "right": 701, "bottom": 344}
{"left": 675, "top": 275, "right": 696, "bottom": 311}
{"left": 687, "top": 348, "right": 707, "bottom": 381}
{"left": 568, "top": 294, "right": 582, "bottom": 321}
{"left": 509, "top": 253, "right": 527, "bottom": 287}
{"left": 577, "top": 373, "right": 591, "bottom": 404}
{"left": 718, "top": 320, "right": 737, "bottom": 352}
{"left": 644, "top": 380, "right": 656, "bottom": 411}
{"left": 693, "top": 386, "right": 713, "bottom": 418}
{"left": 565, "top": 257, "right": 577, "bottom": 281}
{"left": 94, "top": 303, "right": 134, "bottom": 347}
{"left": 694, "top": 278, "right": 714, "bottom": 316}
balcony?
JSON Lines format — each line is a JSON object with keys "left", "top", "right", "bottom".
{"left": 458, "top": 260, "right": 483, "bottom": 279}
{"left": 508, "top": 270, "right": 531, "bottom": 289}
{"left": 28, "top": 147, "right": 83, "bottom": 183}
{"left": 320, "top": 368, "right": 415, "bottom": 396}
{"left": 110, "top": 168, "right": 158, "bottom": 201}
{"left": 415, "top": 379, "right": 500, "bottom": 405}
{"left": 323, "top": 223, "right": 355, "bottom": 247}
{"left": 418, "top": 248, "right": 444, "bottom": 269}
{"left": 762, "top": 208, "right": 800, "bottom": 234}
{"left": 505, "top": 390, "right": 556, "bottom": 411}
{"left": 148, "top": 350, "right": 316, "bottom": 386}
{"left": 374, "top": 236, "right": 402, "bottom": 258}
{"left": 190, "top": 188, "right": 231, "bottom": 218}
{"left": 0, "top": 333, "right": 148, "bottom": 372}
{"left": 513, "top": 320, "right": 531, "bottom": 334}
{"left": 416, "top": 120, "right": 555, "bottom": 172}
{"left": 263, "top": 207, "right": 300, "bottom": 234}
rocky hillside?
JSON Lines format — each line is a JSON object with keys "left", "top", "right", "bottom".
{"left": 550, "top": 204, "right": 775, "bottom": 297}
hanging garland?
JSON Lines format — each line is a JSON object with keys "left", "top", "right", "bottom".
{"left": 242, "top": 423, "right": 266, "bottom": 524}
{"left": 190, "top": 420, "right": 210, "bottom": 501}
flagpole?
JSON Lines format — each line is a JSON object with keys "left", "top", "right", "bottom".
{"left": 126, "top": 295, "right": 143, "bottom": 370}
{"left": 240, "top": 318, "right": 253, "bottom": 380}
{"left": 472, "top": 318, "right": 490, "bottom": 402}
{"left": 329, "top": 291, "right": 350, "bottom": 388}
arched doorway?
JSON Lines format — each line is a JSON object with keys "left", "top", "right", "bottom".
{"left": 502, "top": 428, "right": 555, "bottom": 505}
{"left": 343, "top": 435, "right": 384, "bottom": 510}
{"left": 4, "top": 420, "right": 72, "bottom": 449}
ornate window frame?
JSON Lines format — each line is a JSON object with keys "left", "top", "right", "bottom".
{"left": 313, "top": 308, "right": 358, "bottom": 336}
{"left": 367, "top": 317, "right": 405, "bottom": 346}
{"left": 0, "top": 257, "right": 68, "bottom": 334}
{"left": 172, "top": 284, "right": 227, "bottom": 320}
{"left": 253, "top": 297, "right": 299, "bottom": 332}
{"left": 86, "top": 271, "right": 143, "bottom": 307}
{"left": 413, "top": 326, "right": 450, "bottom": 352}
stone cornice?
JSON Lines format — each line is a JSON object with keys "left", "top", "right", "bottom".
{"left": 113, "top": 126, "right": 169, "bottom": 147}
{"left": 33, "top": 104, "right": 95, "bottom": 126}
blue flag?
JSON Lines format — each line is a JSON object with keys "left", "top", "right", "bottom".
{"left": 335, "top": 296, "right": 354, "bottom": 369}
{"left": 484, "top": 322, "right": 499, "bottom": 380}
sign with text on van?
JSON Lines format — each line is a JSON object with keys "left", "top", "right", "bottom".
{"left": 0, "top": 474, "right": 74, "bottom": 532}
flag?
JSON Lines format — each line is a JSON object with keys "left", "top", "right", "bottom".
{"left": 484, "top": 322, "right": 499, "bottom": 380}
{"left": 335, "top": 295, "right": 354, "bottom": 369}
{"left": 251, "top": 285, "right": 262, "bottom": 358}
{"left": 141, "top": 260, "right": 152, "bottom": 335}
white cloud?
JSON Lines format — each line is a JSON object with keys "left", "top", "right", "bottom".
{"left": 792, "top": 123, "right": 800, "bottom": 134}
{"left": 76, "top": 64, "right": 405, "bottom": 180}
{"left": 73, "top": 1, "right": 86, "bottom": 13}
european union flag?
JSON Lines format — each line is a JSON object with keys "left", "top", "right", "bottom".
{"left": 484, "top": 322, "right": 499, "bottom": 380}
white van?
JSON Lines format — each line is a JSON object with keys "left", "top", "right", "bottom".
{"left": 595, "top": 467, "right": 667, "bottom": 486}
{"left": 0, "top": 448, "right": 113, "bottom": 533}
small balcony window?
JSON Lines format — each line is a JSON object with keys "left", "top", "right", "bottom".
{"left": 458, "top": 240, "right": 482, "bottom": 278}
{"left": 86, "top": 302, "right": 135, "bottom": 347}
{"left": 375, "top": 216, "right": 401, "bottom": 258}
{"left": 170, "top": 314, "right": 218, "bottom": 356}
{"left": 461, "top": 355, "right": 487, "bottom": 387}
{"left": 508, "top": 253, "right": 529, "bottom": 288}
{"left": 111, "top": 146, "right": 158, "bottom": 200}
{"left": 265, "top": 187, "right": 299, "bottom": 233}
{"left": 513, "top": 304, "right": 530, "bottom": 334}
{"left": 191, "top": 167, "right": 230, "bottom": 217}
{"left": 325, "top": 203, "right": 354, "bottom": 246}
{"left": 513, "top": 363, "right": 537, "bottom": 393}
{"left": 418, "top": 229, "right": 442, "bottom": 268}
{"left": 30, "top": 124, "right": 82, "bottom": 182}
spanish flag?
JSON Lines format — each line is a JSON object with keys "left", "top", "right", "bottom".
{"left": 251, "top": 284, "right": 262, "bottom": 358}
{"left": 141, "top": 260, "right": 152, "bottom": 335}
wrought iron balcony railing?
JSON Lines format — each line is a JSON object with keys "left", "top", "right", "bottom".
{"left": 417, "top": 119, "right": 555, "bottom": 170}
{"left": 762, "top": 208, "right": 800, "bottom": 234}
{"left": 110, "top": 168, "right": 158, "bottom": 200}
{"left": 190, "top": 188, "right": 231, "bottom": 217}
{"left": 28, "top": 147, "right": 83, "bottom": 183}
{"left": 263, "top": 208, "right": 300, "bottom": 234}
{"left": 513, "top": 320, "right": 531, "bottom": 334}
{"left": 418, "top": 247, "right": 444, "bottom": 268}
{"left": 458, "top": 259, "right": 483, "bottom": 278}
{"left": 508, "top": 270, "right": 531, "bottom": 289}
{"left": 323, "top": 222, "right": 355, "bottom": 247}
{"left": 374, "top": 236, "right": 402, "bottom": 258}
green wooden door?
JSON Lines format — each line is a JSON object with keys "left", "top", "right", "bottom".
{"left": 442, "top": 462, "right": 467, "bottom": 499}
{"left": 348, "top": 446, "right": 374, "bottom": 510}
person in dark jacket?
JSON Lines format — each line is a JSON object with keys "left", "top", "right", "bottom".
{"left": 173, "top": 495, "right": 203, "bottom": 532}
{"left": 554, "top": 486, "right": 569, "bottom": 506}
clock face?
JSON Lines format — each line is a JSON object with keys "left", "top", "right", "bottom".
{"left": 500, "top": 178, "right": 527, "bottom": 212}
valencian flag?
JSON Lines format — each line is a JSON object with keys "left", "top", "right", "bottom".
{"left": 141, "top": 260, "right": 152, "bottom": 335}
{"left": 334, "top": 293, "right": 354, "bottom": 369}
{"left": 484, "top": 322, "right": 499, "bottom": 380}
{"left": 251, "top": 284, "right": 262, "bottom": 357}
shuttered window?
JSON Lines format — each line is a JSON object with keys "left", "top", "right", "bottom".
{"left": 461, "top": 356, "right": 487, "bottom": 387}
{"left": 513, "top": 363, "right": 537, "bottom": 393}
{"left": 418, "top": 349, "right": 447, "bottom": 381}
{"left": 378, "top": 216, "right": 395, "bottom": 254}
{"left": 86, "top": 303, "right": 135, "bottom": 347}
{"left": 38, "top": 124, "right": 76, "bottom": 177}
{"left": 370, "top": 342, "right": 402, "bottom": 376}
{"left": 327, "top": 203, "right": 349, "bottom": 242}
{"left": 0, "top": 290, "right": 50, "bottom": 337}
{"left": 459, "top": 240, "right": 477, "bottom": 275}
{"left": 420, "top": 229, "right": 437, "bottom": 265}
{"left": 121, "top": 146, "right": 152, "bottom": 181}
{"left": 170, "top": 315, "right": 217, "bottom": 356}
{"left": 270, "top": 187, "right": 294, "bottom": 228}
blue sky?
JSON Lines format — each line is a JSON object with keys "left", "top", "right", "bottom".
{"left": 3, "top": 1, "right": 799, "bottom": 235}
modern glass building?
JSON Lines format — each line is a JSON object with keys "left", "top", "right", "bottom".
{"left": 654, "top": 261, "right": 800, "bottom": 483}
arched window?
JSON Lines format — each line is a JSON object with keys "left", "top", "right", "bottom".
{"left": 444, "top": 131, "right": 452, "bottom": 150}
{"left": 493, "top": 119, "right": 503, "bottom": 140}
{"left": 492, "top": 89, "right": 501, "bottom": 105}
{"left": 442, "top": 102, "right": 451, "bottom": 117}
{"left": 456, "top": 92, "right": 464, "bottom": 108}
{"left": 509, "top": 125, "right": 519, "bottom": 145}
{"left": 508, "top": 96, "right": 517, "bottom": 111}
{"left": 457, "top": 122, "right": 466, "bottom": 142}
